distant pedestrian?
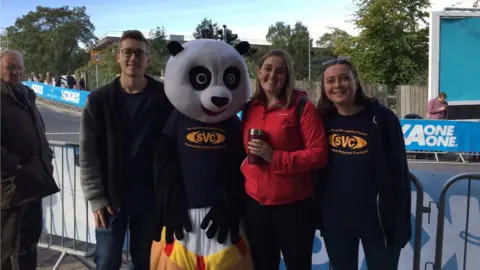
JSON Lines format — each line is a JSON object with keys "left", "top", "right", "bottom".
{"left": 53, "top": 72, "right": 63, "bottom": 87}
{"left": 45, "top": 71, "right": 53, "bottom": 85}
{"left": 78, "top": 77, "right": 86, "bottom": 91}
{"left": 1, "top": 49, "right": 60, "bottom": 269}
{"left": 427, "top": 92, "right": 448, "bottom": 120}
{"left": 66, "top": 73, "right": 76, "bottom": 89}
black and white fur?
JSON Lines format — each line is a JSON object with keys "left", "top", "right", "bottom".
{"left": 164, "top": 39, "right": 251, "bottom": 123}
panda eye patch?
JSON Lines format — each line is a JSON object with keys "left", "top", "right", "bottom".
{"left": 223, "top": 66, "right": 241, "bottom": 91}
{"left": 189, "top": 66, "right": 212, "bottom": 91}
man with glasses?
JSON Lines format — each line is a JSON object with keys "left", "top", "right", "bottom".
{"left": 1, "top": 49, "right": 60, "bottom": 269}
{"left": 80, "top": 30, "right": 173, "bottom": 268}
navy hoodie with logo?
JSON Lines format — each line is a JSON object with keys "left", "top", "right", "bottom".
{"left": 315, "top": 99, "right": 412, "bottom": 248}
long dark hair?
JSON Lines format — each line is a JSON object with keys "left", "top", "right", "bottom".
{"left": 316, "top": 58, "right": 372, "bottom": 116}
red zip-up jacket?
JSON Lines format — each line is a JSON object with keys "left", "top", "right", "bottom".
{"left": 240, "top": 91, "right": 328, "bottom": 205}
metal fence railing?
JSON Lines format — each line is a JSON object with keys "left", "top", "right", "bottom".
{"left": 426, "top": 173, "right": 480, "bottom": 270}
{"left": 38, "top": 142, "right": 94, "bottom": 269}
{"left": 39, "top": 142, "right": 478, "bottom": 269}
{"left": 409, "top": 172, "right": 428, "bottom": 270}
{"left": 406, "top": 150, "right": 480, "bottom": 163}
{"left": 39, "top": 142, "right": 132, "bottom": 269}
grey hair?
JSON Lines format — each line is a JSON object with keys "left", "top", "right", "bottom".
{"left": 0, "top": 49, "right": 24, "bottom": 62}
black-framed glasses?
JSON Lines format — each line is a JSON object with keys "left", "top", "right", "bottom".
{"left": 120, "top": 49, "right": 147, "bottom": 59}
{"left": 321, "top": 56, "right": 352, "bottom": 66}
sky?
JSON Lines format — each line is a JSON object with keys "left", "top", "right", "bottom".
{"left": 0, "top": 0, "right": 478, "bottom": 42}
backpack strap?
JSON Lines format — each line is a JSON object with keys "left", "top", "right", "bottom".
{"left": 240, "top": 101, "right": 252, "bottom": 122}
{"left": 296, "top": 96, "right": 308, "bottom": 123}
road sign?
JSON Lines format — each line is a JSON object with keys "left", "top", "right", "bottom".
{"left": 90, "top": 50, "right": 103, "bottom": 64}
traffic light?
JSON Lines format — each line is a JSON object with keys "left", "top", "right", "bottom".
{"left": 225, "top": 29, "right": 238, "bottom": 45}
{"left": 201, "top": 28, "right": 213, "bottom": 39}
{"left": 214, "top": 27, "right": 224, "bottom": 41}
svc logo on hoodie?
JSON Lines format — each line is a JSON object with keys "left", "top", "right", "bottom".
{"left": 328, "top": 128, "right": 368, "bottom": 155}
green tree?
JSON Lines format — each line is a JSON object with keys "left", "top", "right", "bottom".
{"left": 266, "top": 21, "right": 312, "bottom": 80}
{"left": 316, "top": 27, "right": 353, "bottom": 58}
{"left": 193, "top": 18, "right": 218, "bottom": 39}
{"left": 350, "top": 0, "right": 430, "bottom": 87}
{"left": 6, "top": 6, "right": 97, "bottom": 75}
{"left": 146, "top": 26, "right": 168, "bottom": 76}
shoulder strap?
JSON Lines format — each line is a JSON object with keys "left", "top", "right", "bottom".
{"left": 296, "top": 96, "right": 308, "bottom": 123}
{"left": 240, "top": 101, "right": 252, "bottom": 122}
{"left": 295, "top": 96, "right": 309, "bottom": 147}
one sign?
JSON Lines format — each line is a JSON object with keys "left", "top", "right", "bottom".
{"left": 401, "top": 119, "right": 480, "bottom": 153}
{"left": 90, "top": 50, "right": 103, "bottom": 64}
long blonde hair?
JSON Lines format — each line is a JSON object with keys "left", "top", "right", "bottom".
{"left": 251, "top": 49, "right": 296, "bottom": 108}
{"left": 45, "top": 72, "right": 52, "bottom": 84}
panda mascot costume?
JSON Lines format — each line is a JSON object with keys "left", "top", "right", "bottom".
{"left": 150, "top": 39, "right": 253, "bottom": 270}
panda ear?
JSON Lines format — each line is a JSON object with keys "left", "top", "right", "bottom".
{"left": 167, "top": 41, "right": 184, "bottom": 56}
{"left": 235, "top": 41, "right": 250, "bottom": 56}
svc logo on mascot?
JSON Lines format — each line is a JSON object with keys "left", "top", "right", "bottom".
{"left": 151, "top": 38, "right": 254, "bottom": 270}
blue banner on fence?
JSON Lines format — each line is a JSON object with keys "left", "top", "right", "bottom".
{"left": 23, "top": 81, "right": 89, "bottom": 107}
{"left": 400, "top": 119, "right": 480, "bottom": 153}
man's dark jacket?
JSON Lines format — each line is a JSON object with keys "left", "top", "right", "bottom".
{"left": 79, "top": 75, "right": 173, "bottom": 213}
{"left": 1, "top": 80, "right": 60, "bottom": 210}
{"left": 315, "top": 99, "right": 412, "bottom": 248}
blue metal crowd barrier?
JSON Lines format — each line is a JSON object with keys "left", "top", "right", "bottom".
{"left": 40, "top": 142, "right": 480, "bottom": 269}
{"left": 23, "top": 81, "right": 89, "bottom": 107}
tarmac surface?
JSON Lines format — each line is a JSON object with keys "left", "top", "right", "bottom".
{"left": 38, "top": 102, "right": 81, "bottom": 144}
{"left": 409, "top": 161, "right": 480, "bottom": 173}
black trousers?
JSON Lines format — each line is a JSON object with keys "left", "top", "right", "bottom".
{"left": 322, "top": 230, "right": 401, "bottom": 270}
{"left": 243, "top": 196, "right": 315, "bottom": 270}
{"left": 1, "top": 200, "right": 43, "bottom": 270}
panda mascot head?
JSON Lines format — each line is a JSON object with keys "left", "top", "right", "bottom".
{"left": 164, "top": 39, "right": 251, "bottom": 123}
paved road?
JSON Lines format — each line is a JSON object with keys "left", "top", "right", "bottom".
{"left": 409, "top": 160, "right": 480, "bottom": 173}
{"left": 37, "top": 102, "right": 81, "bottom": 144}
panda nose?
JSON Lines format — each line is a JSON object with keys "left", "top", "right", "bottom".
{"left": 211, "top": 96, "right": 230, "bottom": 108}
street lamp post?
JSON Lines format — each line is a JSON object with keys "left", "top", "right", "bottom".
{"left": 308, "top": 37, "right": 312, "bottom": 81}
{"left": 223, "top": 25, "right": 228, "bottom": 44}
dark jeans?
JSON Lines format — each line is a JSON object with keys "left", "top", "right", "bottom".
{"left": 243, "top": 196, "right": 315, "bottom": 270}
{"left": 94, "top": 208, "right": 154, "bottom": 270}
{"left": 322, "top": 230, "right": 401, "bottom": 270}
{"left": 1, "top": 200, "right": 43, "bottom": 270}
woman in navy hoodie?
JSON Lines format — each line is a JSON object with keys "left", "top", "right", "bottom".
{"left": 315, "top": 58, "right": 412, "bottom": 270}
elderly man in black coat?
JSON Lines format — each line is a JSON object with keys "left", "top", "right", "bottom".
{"left": 0, "top": 49, "right": 60, "bottom": 269}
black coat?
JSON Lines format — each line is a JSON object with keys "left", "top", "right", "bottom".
{"left": 1, "top": 80, "right": 60, "bottom": 210}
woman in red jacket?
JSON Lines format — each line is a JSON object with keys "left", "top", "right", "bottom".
{"left": 240, "top": 49, "right": 328, "bottom": 269}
